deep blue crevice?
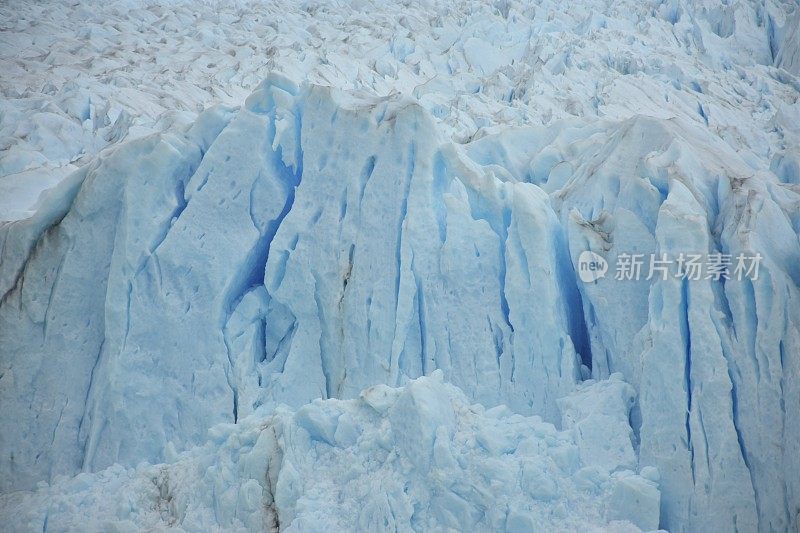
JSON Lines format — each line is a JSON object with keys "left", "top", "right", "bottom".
{"left": 489, "top": 317, "right": 504, "bottom": 371}
{"left": 553, "top": 225, "right": 592, "bottom": 371}
{"left": 78, "top": 339, "right": 105, "bottom": 470}
{"left": 222, "top": 140, "right": 301, "bottom": 322}
{"left": 220, "top": 103, "right": 303, "bottom": 421}
{"left": 312, "top": 271, "right": 334, "bottom": 399}
{"left": 358, "top": 155, "right": 376, "bottom": 204}
{"left": 498, "top": 207, "right": 514, "bottom": 332}
{"left": 414, "top": 267, "right": 428, "bottom": 375}
{"left": 680, "top": 277, "right": 695, "bottom": 484}
{"left": 730, "top": 363, "right": 761, "bottom": 524}
{"left": 766, "top": 14, "right": 777, "bottom": 64}
{"left": 393, "top": 142, "right": 416, "bottom": 317}
{"left": 697, "top": 103, "right": 709, "bottom": 125}
{"left": 256, "top": 317, "right": 267, "bottom": 364}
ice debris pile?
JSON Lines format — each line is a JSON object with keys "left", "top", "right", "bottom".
{"left": 1, "top": 0, "right": 799, "bottom": 532}
{"left": 0, "top": 373, "right": 659, "bottom": 532}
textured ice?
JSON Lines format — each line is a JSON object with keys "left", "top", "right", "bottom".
{"left": 0, "top": 76, "right": 587, "bottom": 486}
{"left": 2, "top": 72, "right": 798, "bottom": 531}
{"left": 2, "top": 0, "right": 799, "bottom": 219}
{"left": 0, "top": 373, "right": 658, "bottom": 532}
{"left": 1, "top": 1, "right": 799, "bottom": 531}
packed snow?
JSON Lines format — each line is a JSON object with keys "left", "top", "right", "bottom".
{"left": 1, "top": 0, "right": 799, "bottom": 532}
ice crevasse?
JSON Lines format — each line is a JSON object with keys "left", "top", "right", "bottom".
{"left": 0, "top": 74, "right": 798, "bottom": 531}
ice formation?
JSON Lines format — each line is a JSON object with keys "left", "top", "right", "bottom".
{"left": 1, "top": 373, "right": 660, "bottom": 532}
{"left": 1, "top": 0, "right": 799, "bottom": 531}
{"left": 2, "top": 0, "right": 799, "bottom": 218}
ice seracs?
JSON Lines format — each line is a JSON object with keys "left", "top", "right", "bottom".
{"left": 2, "top": 0, "right": 799, "bottom": 221}
{"left": 0, "top": 373, "right": 659, "bottom": 532}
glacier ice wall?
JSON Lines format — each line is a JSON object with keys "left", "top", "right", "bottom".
{"left": 1, "top": 74, "right": 799, "bottom": 531}
{"left": 471, "top": 111, "right": 800, "bottom": 531}
{"left": 1, "top": 74, "right": 586, "bottom": 480}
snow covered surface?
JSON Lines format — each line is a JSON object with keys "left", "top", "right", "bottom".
{"left": 2, "top": 0, "right": 799, "bottom": 219}
{"left": 1, "top": 0, "right": 799, "bottom": 531}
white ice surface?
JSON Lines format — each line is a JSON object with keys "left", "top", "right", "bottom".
{"left": 0, "top": 166, "right": 76, "bottom": 221}
{"left": 1, "top": 0, "right": 799, "bottom": 218}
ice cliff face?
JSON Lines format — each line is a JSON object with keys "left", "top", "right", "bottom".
{"left": 1, "top": 73, "right": 799, "bottom": 531}
{"left": 1, "top": 0, "right": 800, "bottom": 531}
{"left": 0, "top": 76, "right": 587, "bottom": 487}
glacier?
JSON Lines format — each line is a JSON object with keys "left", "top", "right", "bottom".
{"left": 0, "top": 372, "right": 659, "bottom": 532}
{"left": 1, "top": 0, "right": 799, "bottom": 531}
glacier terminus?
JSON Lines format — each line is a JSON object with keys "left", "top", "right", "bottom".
{"left": 0, "top": 0, "right": 799, "bottom": 531}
